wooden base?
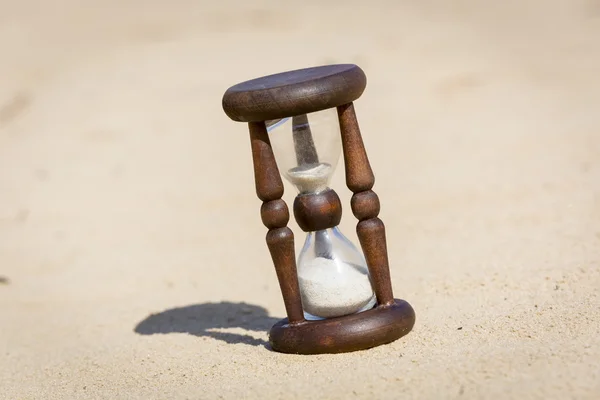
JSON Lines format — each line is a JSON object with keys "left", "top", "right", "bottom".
{"left": 268, "top": 299, "right": 415, "bottom": 355}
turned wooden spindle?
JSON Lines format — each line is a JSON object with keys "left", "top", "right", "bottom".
{"left": 248, "top": 121, "right": 305, "bottom": 324}
{"left": 337, "top": 102, "right": 395, "bottom": 306}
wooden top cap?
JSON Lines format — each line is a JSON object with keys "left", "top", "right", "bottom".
{"left": 222, "top": 64, "right": 367, "bottom": 122}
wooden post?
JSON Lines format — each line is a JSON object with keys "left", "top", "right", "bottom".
{"left": 337, "top": 102, "right": 395, "bottom": 306}
{"left": 248, "top": 121, "right": 305, "bottom": 324}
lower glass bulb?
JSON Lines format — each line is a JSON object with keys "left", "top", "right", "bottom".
{"left": 296, "top": 227, "right": 377, "bottom": 320}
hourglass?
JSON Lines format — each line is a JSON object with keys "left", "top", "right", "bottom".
{"left": 222, "top": 64, "right": 415, "bottom": 354}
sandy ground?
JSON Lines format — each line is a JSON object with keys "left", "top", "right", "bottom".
{"left": 1, "top": 0, "right": 600, "bottom": 398}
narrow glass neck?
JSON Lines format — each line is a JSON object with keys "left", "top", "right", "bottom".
{"left": 286, "top": 162, "right": 333, "bottom": 194}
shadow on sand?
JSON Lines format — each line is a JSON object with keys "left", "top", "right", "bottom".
{"left": 134, "top": 301, "right": 281, "bottom": 348}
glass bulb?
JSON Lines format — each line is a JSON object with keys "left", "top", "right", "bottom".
{"left": 297, "top": 227, "right": 377, "bottom": 320}
{"left": 267, "top": 108, "right": 377, "bottom": 320}
{"left": 267, "top": 108, "right": 341, "bottom": 194}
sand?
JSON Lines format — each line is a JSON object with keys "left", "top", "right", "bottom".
{"left": 1, "top": 0, "right": 599, "bottom": 399}
{"left": 286, "top": 163, "right": 333, "bottom": 194}
{"left": 297, "top": 257, "right": 376, "bottom": 319}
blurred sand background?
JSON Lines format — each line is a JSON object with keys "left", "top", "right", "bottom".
{"left": 1, "top": 0, "right": 600, "bottom": 399}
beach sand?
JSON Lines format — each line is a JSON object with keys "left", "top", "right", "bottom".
{"left": 1, "top": 0, "right": 599, "bottom": 398}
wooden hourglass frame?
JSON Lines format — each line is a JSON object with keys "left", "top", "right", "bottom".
{"left": 222, "top": 64, "right": 415, "bottom": 354}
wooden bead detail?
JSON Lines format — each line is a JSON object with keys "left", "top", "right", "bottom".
{"left": 293, "top": 189, "right": 342, "bottom": 232}
{"left": 261, "top": 199, "right": 290, "bottom": 229}
{"left": 350, "top": 190, "right": 380, "bottom": 221}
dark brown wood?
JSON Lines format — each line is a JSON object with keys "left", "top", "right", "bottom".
{"left": 292, "top": 114, "right": 319, "bottom": 166}
{"left": 260, "top": 199, "right": 289, "bottom": 229}
{"left": 249, "top": 122, "right": 285, "bottom": 202}
{"left": 222, "top": 64, "right": 367, "bottom": 122}
{"left": 293, "top": 189, "right": 342, "bottom": 232}
{"left": 357, "top": 218, "right": 394, "bottom": 306}
{"left": 269, "top": 299, "right": 415, "bottom": 354}
{"left": 338, "top": 102, "right": 395, "bottom": 306}
{"left": 249, "top": 122, "right": 305, "bottom": 324}
{"left": 350, "top": 190, "right": 380, "bottom": 221}
{"left": 266, "top": 227, "right": 305, "bottom": 324}
{"left": 337, "top": 102, "right": 375, "bottom": 193}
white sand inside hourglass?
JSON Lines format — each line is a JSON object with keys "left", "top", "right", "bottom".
{"left": 286, "top": 162, "right": 332, "bottom": 194}
{"left": 298, "top": 257, "right": 377, "bottom": 319}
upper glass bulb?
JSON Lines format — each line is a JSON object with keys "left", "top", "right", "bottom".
{"left": 267, "top": 108, "right": 341, "bottom": 195}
